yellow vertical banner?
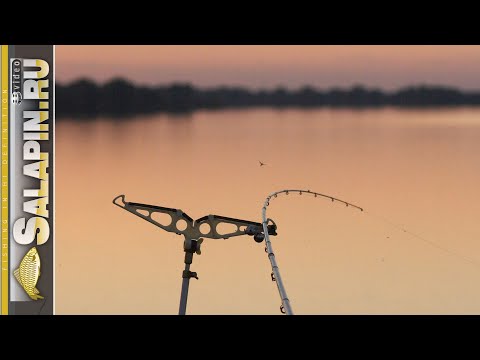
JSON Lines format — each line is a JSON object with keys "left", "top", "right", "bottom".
{"left": 1, "top": 45, "right": 8, "bottom": 315}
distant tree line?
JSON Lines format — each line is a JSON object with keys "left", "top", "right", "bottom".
{"left": 56, "top": 78, "right": 480, "bottom": 117}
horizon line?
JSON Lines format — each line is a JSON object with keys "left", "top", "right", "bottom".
{"left": 56, "top": 77, "right": 480, "bottom": 94}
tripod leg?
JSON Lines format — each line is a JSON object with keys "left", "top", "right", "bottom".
{"left": 178, "top": 263, "right": 190, "bottom": 315}
{"left": 178, "top": 240, "right": 200, "bottom": 315}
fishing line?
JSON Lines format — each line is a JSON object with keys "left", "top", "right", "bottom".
{"left": 363, "top": 210, "right": 480, "bottom": 270}
{"left": 262, "top": 188, "right": 480, "bottom": 314}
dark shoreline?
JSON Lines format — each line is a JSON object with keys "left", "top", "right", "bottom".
{"left": 56, "top": 78, "right": 480, "bottom": 118}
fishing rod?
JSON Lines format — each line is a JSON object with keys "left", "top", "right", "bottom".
{"left": 261, "top": 189, "right": 364, "bottom": 315}
{"left": 262, "top": 188, "right": 480, "bottom": 314}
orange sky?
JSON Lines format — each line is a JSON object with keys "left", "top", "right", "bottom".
{"left": 56, "top": 45, "right": 480, "bottom": 90}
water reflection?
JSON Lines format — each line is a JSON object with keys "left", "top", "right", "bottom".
{"left": 56, "top": 107, "right": 480, "bottom": 314}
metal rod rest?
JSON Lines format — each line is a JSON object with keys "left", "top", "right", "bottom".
{"left": 114, "top": 194, "right": 275, "bottom": 315}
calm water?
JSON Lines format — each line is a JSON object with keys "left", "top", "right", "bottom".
{"left": 56, "top": 108, "right": 480, "bottom": 314}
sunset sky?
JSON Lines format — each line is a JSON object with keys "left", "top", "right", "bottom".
{"left": 56, "top": 45, "right": 480, "bottom": 90}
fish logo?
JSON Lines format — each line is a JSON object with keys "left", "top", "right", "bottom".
{"left": 14, "top": 247, "right": 44, "bottom": 300}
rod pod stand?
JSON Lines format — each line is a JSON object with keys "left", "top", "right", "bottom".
{"left": 113, "top": 195, "right": 277, "bottom": 315}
